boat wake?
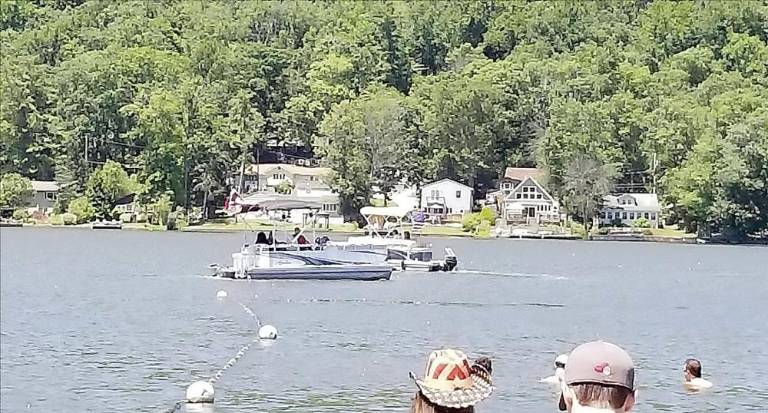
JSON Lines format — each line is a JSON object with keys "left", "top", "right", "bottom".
{"left": 453, "top": 269, "right": 568, "bottom": 280}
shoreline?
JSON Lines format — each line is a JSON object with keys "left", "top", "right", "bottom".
{"left": 5, "top": 222, "right": 766, "bottom": 245}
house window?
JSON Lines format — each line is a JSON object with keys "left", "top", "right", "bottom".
{"left": 644, "top": 212, "right": 650, "bottom": 219}
{"left": 629, "top": 212, "right": 635, "bottom": 219}
{"left": 522, "top": 187, "right": 528, "bottom": 193}
{"left": 455, "top": 190, "right": 461, "bottom": 198}
{"left": 273, "top": 173, "right": 286, "bottom": 180}
{"left": 516, "top": 193, "right": 521, "bottom": 199}
{"left": 323, "top": 203, "right": 338, "bottom": 212}
{"left": 502, "top": 182, "right": 511, "bottom": 190}
{"left": 600, "top": 212, "right": 605, "bottom": 219}
{"left": 309, "top": 176, "right": 319, "bottom": 182}
{"left": 430, "top": 189, "right": 440, "bottom": 199}
{"left": 523, "top": 193, "right": 529, "bottom": 199}
{"left": 45, "top": 192, "right": 57, "bottom": 201}
{"left": 607, "top": 212, "right": 613, "bottom": 219}
{"left": 536, "top": 193, "right": 542, "bottom": 199}
{"left": 622, "top": 212, "right": 627, "bottom": 219}
{"left": 651, "top": 213, "right": 657, "bottom": 221}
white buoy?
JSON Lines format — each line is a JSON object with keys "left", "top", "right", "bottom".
{"left": 186, "top": 380, "right": 215, "bottom": 403}
{"left": 258, "top": 324, "right": 278, "bottom": 340}
{"left": 216, "top": 290, "right": 227, "bottom": 299}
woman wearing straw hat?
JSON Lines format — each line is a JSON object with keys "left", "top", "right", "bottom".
{"left": 409, "top": 349, "right": 494, "bottom": 413}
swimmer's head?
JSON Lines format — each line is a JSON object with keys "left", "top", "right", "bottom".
{"left": 684, "top": 358, "right": 702, "bottom": 379}
{"left": 555, "top": 354, "right": 569, "bottom": 369}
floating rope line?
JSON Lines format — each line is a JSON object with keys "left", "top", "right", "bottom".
{"left": 209, "top": 338, "right": 258, "bottom": 385}
{"left": 237, "top": 301, "right": 263, "bottom": 328}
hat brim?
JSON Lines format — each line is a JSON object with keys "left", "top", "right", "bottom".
{"left": 411, "top": 365, "right": 494, "bottom": 409}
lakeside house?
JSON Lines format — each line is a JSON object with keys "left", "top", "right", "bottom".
{"left": 230, "top": 163, "right": 342, "bottom": 224}
{"left": 499, "top": 167, "right": 547, "bottom": 195}
{"left": 495, "top": 167, "right": 561, "bottom": 225}
{"left": 420, "top": 178, "right": 473, "bottom": 220}
{"left": 599, "top": 193, "right": 661, "bottom": 228}
{"left": 26, "top": 181, "right": 60, "bottom": 212}
{"left": 501, "top": 176, "right": 561, "bottom": 225}
{"left": 234, "top": 163, "right": 333, "bottom": 197}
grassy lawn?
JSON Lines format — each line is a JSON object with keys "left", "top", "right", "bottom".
{"left": 648, "top": 228, "right": 695, "bottom": 238}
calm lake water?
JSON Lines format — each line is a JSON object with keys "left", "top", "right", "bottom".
{"left": 1, "top": 227, "right": 766, "bottom": 412}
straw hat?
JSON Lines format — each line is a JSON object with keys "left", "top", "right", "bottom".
{"left": 410, "top": 349, "right": 494, "bottom": 408}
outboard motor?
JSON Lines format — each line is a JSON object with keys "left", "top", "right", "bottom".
{"left": 443, "top": 255, "right": 458, "bottom": 271}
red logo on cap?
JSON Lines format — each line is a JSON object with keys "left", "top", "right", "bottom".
{"left": 594, "top": 362, "right": 611, "bottom": 375}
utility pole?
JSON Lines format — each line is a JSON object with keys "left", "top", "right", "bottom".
{"left": 256, "top": 147, "right": 260, "bottom": 192}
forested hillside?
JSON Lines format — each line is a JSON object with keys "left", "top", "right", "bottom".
{"left": 1, "top": 1, "right": 767, "bottom": 237}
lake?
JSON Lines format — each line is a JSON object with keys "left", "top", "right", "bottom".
{"left": 1, "top": 228, "right": 766, "bottom": 412}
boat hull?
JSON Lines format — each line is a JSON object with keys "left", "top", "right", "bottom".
{"left": 215, "top": 264, "right": 392, "bottom": 281}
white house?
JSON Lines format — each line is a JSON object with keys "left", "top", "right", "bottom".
{"left": 501, "top": 176, "right": 560, "bottom": 224}
{"left": 599, "top": 193, "right": 661, "bottom": 228}
{"left": 420, "top": 178, "right": 473, "bottom": 217}
{"left": 26, "top": 181, "right": 59, "bottom": 212}
{"left": 235, "top": 163, "right": 333, "bottom": 197}
{"left": 499, "top": 167, "right": 547, "bottom": 195}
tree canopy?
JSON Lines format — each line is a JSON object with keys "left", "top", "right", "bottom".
{"left": 1, "top": 0, "right": 767, "bottom": 236}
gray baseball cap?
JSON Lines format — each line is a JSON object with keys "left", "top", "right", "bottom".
{"left": 558, "top": 341, "right": 635, "bottom": 411}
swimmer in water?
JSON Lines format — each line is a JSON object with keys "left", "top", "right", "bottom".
{"left": 683, "top": 358, "right": 713, "bottom": 390}
{"left": 541, "top": 354, "right": 568, "bottom": 385}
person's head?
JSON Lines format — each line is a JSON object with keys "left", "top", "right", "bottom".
{"left": 293, "top": 227, "right": 300, "bottom": 235}
{"left": 558, "top": 342, "right": 636, "bottom": 413}
{"left": 256, "top": 232, "right": 267, "bottom": 243}
{"left": 409, "top": 349, "right": 493, "bottom": 413}
{"left": 684, "top": 359, "right": 702, "bottom": 380}
{"left": 404, "top": 231, "right": 412, "bottom": 240}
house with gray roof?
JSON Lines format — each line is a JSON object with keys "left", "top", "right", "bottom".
{"left": 599, "top": 193, "right": 661, "bottom": 228}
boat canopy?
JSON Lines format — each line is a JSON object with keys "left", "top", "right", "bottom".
{"left": 259, "top": 199, "right": 324, "bottom": 211}
{"left": 359, "top": 206, "right": 410, "bottom": 218}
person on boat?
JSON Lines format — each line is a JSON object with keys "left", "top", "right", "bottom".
{"left": 541, "top": 354, "right": 568, "bottom": 385}
{"left": 266, "top": 231, "right": 274, "bottom": 245}
{"left": 683, "top": 358, "right": 713, "bottom": 390}
{"left": 557, "top": 341, "right": 636, "bottom": 413}
{"left": 404, "top": 231, "right": 412, "bottom": 240}
{"left": 409, "top": 349, "right": 493, "bottom": 413}
{"left": 255, "top": 232, "right": 268, "bottom": 244}
{"left": 293, "top": 227, "right": 309, "bottom": 244}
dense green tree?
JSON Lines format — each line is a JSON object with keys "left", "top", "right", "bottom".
{"left": 561, "top": 154, "right": 619, "bottom": 238}
{"left": 85, "top": 160, "right": 135, "bottom": 218}
{"left": 1, "top": 0, "right": 767, "bottom": 237}
{"left": 0, "top": 172, "right": 33, "bottom": 209}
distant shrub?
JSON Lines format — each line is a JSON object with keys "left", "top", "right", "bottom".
{"left": 462, "top": 213, "right": 481, "bottom": 232}
{"left": 632, "top": 218, "right": 651, "bottom": 228}
{"left": 12, "top": 209, "right": 30, "bottom": 221}
{"left": 596, "top": 227, "right": 610, "bottom": 235}
{"left": 67, "top": 196, "right": 95, "bottom": 223}
{"left": 479, "top": 206, "right": 496, "bottom": 223}
{"left": 119, "top": 212, "right": 134, "bottom": 223}
{"left": 61, "top": 213, "right": 77, "bottom": 225}
{"left": 610, "top": 218, "right": 624, "bottom": 227}
{"left": 49, "top": 214, "right": 64, "bottom": 225}
{"left": 642, "top": 229, "right": 653, "bottom": 236}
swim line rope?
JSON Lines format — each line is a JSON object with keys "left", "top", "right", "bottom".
{"left": 158, "top": 300, "right": 263, "bottom": 412}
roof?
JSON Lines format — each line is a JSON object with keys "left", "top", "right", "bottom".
{"left": 422, "top": 178, "right": 473, "bottom": 191}
{"left": 502, "top": 176, "right": 560, "bottom": 206}
{"left": 242, "top": 163, "right": 331, "bottom": 177}
{"left": 504, "top": 167, "right": 546, "bottom": 182}
{"left": 603, "top": 193, "right": 661, "bottom": 211}
{"left": 31, "top": 181, "right": 59, "bottom": 192}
